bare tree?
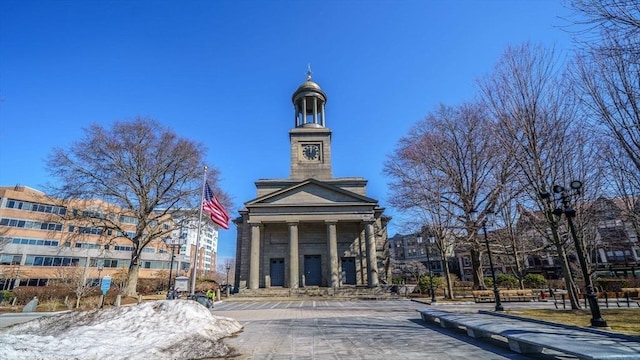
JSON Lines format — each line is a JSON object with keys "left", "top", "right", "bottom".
{"left": 45, "top": 117, "right": 229, "bottom": 297}
{"left": 217, "top": 258, "right": 235, "bottom": 286}
{"left": 566, "top": 0, "right": 640, "bottom": 247}
{"left": 565, "top": 0, "right": 640, "bottom": 55}
{"left": 385, "top": 102, "right": 517, "bottom": 290}
{"left": 493, "top": 192, "right": 549, "bottom": 290}
{"left": 52, "top": 264, "right": 92, "bottom": 309}
{"left": 478, "top": 43, "right": 594, "bottom": 309}
{"left": 400, "top": 261, "right": 427, "bottom": 288}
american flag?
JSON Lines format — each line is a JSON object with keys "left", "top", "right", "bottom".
{"left": 203, "top": 182, "right": 230, "bottom": 229}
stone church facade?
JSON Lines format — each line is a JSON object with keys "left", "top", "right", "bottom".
{"left": 233, "top": 74, "right": 390, "bottom": 291}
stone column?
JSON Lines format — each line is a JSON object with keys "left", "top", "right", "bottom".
{"left": 288, "top": 222, "right": 299, "bottom": 288}
{"left": 249, "top": 223, "right": 261, "bottom": 289}
{"left": 313, "top": 97, "right": 318, "bottom": 124}
{"left": 365, "top": 221, "right": 379, "bottom": 287}
{"left": 326, "top": 221, "right": 339, "bottom": 288}
{"left": 302, "top": 98, "right": 307, "bottom": 123}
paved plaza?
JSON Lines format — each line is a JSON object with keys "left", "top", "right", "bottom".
{"left": 213, "top": 299, "right": 583, "bottom": 360}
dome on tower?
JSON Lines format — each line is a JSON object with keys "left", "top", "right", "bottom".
{"left": 292, "top": 78, "right": 327, "bottom": 104}
{"left": 292, "top": 67, "right": 328, "bottom": 128}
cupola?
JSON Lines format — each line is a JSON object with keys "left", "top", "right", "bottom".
{"left": 292, "top": 66, "right": 327, "bottom": 128}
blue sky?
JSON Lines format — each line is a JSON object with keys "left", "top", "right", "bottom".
{"left": 0, "top": 1, "right": 574, "bottom": 262}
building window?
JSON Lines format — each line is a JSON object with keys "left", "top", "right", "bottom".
{"left": 0, "top": 254, "right": 21, "bottom": 265}
{"left": 25, "top": 255, "right": 83, "bottom": 267}
{"left": 6, "top": 237, "right": 59, "bottom": 247}
{"left": 4, "top": 199, "right": 66, "bottom": 215}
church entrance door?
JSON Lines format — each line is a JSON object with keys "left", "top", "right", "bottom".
{"left": 341, "top": 257, "right": 356, "bottom": 285}
{"left": 270, "top": 258, "right": 285, "bottom": 286}
{"left": 304, "top": 255, "right": 321, "bottom": 286}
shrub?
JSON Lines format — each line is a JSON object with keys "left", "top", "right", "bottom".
{"left": 496, "top": 274, "right": 518, "bottom": 289}
{"left": 0, "top": 290, "right": 15, "bottom": 304}
{"left": 595, "top": 278, "right": 627, "bottom": 292}
{"left": 523, "top": 274, "right": 546, "bottom": 289}
{"left": 484, "top": 277, "right": 493, "bottom": 288}
{"left": 548, "top": 279, "right": 566, "bottom": 290}
{"left": 418, "top": 275, "right": 443, "bottom": 293}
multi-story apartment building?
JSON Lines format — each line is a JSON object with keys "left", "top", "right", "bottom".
{"left": 0, "top": 185, "right": 218, "bottom": 290}
{"left": 390, "top": 196, "right": 640, "bottom": 284}
{"left": 389, "top": 233, "right": 444, "bottom": 278}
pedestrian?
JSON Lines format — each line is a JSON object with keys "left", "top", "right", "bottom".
{"left": 206, "top": 289, "right": 214, "bottom": 300}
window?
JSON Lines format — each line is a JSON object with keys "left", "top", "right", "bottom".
{"left": 0, "top": 254, "right": 21, "bottom": 265}
{"left": 1, "top": 219, "right": 66, "bottom": 231}
{"left": 75, "top": 242, "right": 101, "bottom": 249}
{"left": 119, "top": 215, "right": 138, "bottom": 225}
{"left": 25, "top": 256, "right": 83, "bottom": 267}
{"left": 8, "top": 237, "right": 58, "bottom": 247}
{"left": 4, "top": 199, "right": 66, "bottom": 215}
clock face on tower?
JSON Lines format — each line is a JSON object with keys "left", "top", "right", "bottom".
{"left": 302, "top": 144, "right": 320, "bottom": 161}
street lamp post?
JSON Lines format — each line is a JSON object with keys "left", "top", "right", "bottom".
{"left": 417, "top": 235, "right": 437, "bottom": 303}
{"left": 164, "top": 236, "right": 180, "bottom": 297}
{"left": 225, "top": 264, "right": 231, "bottom": 297}
{"left": 471, "top": 209, "right": 504, "bottom": 311}
{"left": 540, "top": 181, "right": 607, "bottom": 327}
{"left": 426, "top": 235, "right": 437, "bottom": 303}
{"left": 97, "top": 260, "right": 104, "bottom": 286}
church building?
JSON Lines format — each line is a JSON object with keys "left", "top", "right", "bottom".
{"left": 233, "top": 72, "right": 390, "bottom": 291}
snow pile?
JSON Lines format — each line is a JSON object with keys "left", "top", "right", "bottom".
{"left": 0, "top": 300, "right": 243, "bottom": 360}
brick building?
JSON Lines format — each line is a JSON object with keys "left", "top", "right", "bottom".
{"left": 0, "top": 185, "right": 217, "bottom": 290}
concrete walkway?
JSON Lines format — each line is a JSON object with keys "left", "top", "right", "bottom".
{"left": 213, "top": 299, "right": 610, "bottom": 359}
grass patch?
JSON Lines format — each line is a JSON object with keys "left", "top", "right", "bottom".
{"left": 506, "top": 308, "right": 640, "bottom": 335}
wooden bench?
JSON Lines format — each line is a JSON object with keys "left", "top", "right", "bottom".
{"left": 500, "top": 289, "right": 539, "bottom": 302}
{"left": 472, "top": 289, "right": 539, "bottom": 303}
{"left": 471, "top": 290, "right": 494, "bottom": 303}
{"left": 418, "top": 308, "right": 640, "bottom": 359}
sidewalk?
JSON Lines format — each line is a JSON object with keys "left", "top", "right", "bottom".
{"left": 215, "top": 299, "right": 575, "bottom": 359}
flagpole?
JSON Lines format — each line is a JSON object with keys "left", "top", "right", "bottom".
{"left": 190, "top": 165, "right": 207, "bottom": 296}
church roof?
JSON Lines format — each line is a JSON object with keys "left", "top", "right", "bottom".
{"left": 244, "top": 178, "right": 378, "bottom": 207}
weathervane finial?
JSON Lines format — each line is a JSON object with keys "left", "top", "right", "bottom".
{"left": 306, "top": 63, "right": 312, "bottom": 81}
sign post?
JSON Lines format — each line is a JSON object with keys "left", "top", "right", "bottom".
{"left": 100, "top": 275, "right": 111, "bottom": 309}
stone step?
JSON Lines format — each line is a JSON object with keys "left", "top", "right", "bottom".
{"left": 236, "top": 286, "right": 394, "bottom": 299}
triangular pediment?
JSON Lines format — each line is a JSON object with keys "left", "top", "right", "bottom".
{"left": 245, "top": 178, "right": 377, "bottom": 207}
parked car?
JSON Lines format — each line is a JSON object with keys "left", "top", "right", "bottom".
{"left": 187, "top": 293, "right": 214, "bottom": 309}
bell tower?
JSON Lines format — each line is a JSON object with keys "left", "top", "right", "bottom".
{"left": 289, "top": 68, "right": 332, "bottom": 180}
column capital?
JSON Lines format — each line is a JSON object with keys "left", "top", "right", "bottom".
{"left": 324, "top": 220, "right": 338, "bottom": 225}
{"left": 286, "top": 221, "right": 299, "bottom": 226}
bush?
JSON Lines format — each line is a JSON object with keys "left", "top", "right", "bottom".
{"left": 12, "top": 286, "right": 77, "bottom": 305}
{"left": 418, "top": 275, "right": 443, "bottom": 293}
{"left": 0, "top": 290, "right": 15, "bottom": 304}
{"left": 595, "top": 278, "right": 627, "bottom": 292}
{"left": 523, "top": 274, "right": 546, "bottom": 289}
{"left": 495, "top": 274, "right": 518, "bottom": 289}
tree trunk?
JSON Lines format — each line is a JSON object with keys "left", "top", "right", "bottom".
{"left": 471, "top": 247, "right": 484, "bottom": 289}
{"left": 443, "top": 254, "right": 454, "bottom": 299}
{"left": 556, "top": 244, "right": 581, "bottom": 310}
{"left": 75, "top": 296, "right": 81, "bottom": 309}
{"left": 124, "top": 260, "right": 140, "bottom": 296}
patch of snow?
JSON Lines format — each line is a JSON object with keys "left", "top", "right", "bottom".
{"left": 0, "top": 300, "right": 243, "bottom": 360}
